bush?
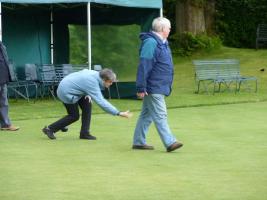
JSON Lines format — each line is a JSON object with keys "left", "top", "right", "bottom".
{"left": 169, "top": 32, "right": 222, "bottom": 56}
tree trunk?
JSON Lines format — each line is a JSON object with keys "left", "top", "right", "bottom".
{"left": 175, "top": 0, "right": 215, "bottom": 35}
{"left": 175, "top": 0, "right": 205, "bottom": 34}
{"left": 204, "top": 0, "right": 216, "bottom": 35}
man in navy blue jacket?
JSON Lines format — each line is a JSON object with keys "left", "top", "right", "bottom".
{"left": 132, "top": 17, "right": 183, "bottom": 152}
{"left": 0, "top": 42, "right": 19, "bottom": 131}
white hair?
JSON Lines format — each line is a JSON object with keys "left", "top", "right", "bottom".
{"left": 100, "top": 68, "right": 117, "bottom": 82}
{"left": 151, "top": 17, "right": 171, "bottom": 33}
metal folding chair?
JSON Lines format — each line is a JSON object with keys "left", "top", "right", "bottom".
{"left": 7, "top": 63, "right": 31, "bottom": 101}
{"left": 55, "top": 64, "right": 73, "bottom": 82}
{"left": 39, "top": 64, "right": 58, "bottom": 99}
{"left": 25, "top": 63, "right": 40, "bottom": 100}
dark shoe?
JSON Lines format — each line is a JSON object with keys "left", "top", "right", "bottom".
{"left": 167, "top": 142, "right": 183, "bottom": 152}
{"left": 132, "top": 144, "right": 154, "bottom": 150}
{"left": 80, "top": 134, "right": 96, "bottom": 140}
{"left": 42, "top": 126, "right": 56, "bottom": 140}
{"left": 61, "top": 127, "right": 68, "bottom": 132}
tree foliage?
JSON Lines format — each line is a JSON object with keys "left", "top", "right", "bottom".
{"left": 169, "top": 32, "right": 221, "bottom": 56}
{"left": 69, "top": 24, "right": 140, "bottom": 80}
{"left": 215, "top": 0, "right": 267, "bottom": 48}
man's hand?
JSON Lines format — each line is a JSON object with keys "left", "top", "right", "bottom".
{"left": 119, "top": 110, "right": 133, "bottom": 118}
{"left": 137, "top": 92, "right": 148, "bottom": 98}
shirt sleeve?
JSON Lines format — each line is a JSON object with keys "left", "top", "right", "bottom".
{"left": 86, "top": 85, "right": 120, "bottom": 116}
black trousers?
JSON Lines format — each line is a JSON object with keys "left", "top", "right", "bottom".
{"left": 48, "top": 96, "right": 92, "bottom": 136}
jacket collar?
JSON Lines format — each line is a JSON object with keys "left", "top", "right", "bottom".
{"left": 140, "top": 32, "right": 168, "bottom": 46}
{"left": 152, "top": 31, "right": 167, "bottom": 43}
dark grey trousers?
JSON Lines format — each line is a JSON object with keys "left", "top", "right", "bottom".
{"left": 48, "top": 96, "right": 92, "bottom": 136}
{"left": 0, "top": 84, "right": 11, "bottom": 128}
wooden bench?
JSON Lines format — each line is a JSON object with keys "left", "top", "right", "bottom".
{"left": 193, "top": 59, "right": 257, "bottom": 94}
{"left": 256, "top": 24, "right": 267, "bottom": 49}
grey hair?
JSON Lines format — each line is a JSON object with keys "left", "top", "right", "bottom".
{"left": 99, "top": 68, "right": 117, "bottom": 82}
{"left": 151, "top": 17, "right": 171, "bottom": 32}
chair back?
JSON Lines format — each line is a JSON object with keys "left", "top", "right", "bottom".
{"left": 25, "top": 64, "right": 39, "bottom": 81}
{"left": 8, "top": 62, "right": 18, "bottom": 82}
{"left": 62, "top": 64, "right": 73, "bottom": 77}
{"left": 40, "top": 64, "right": 57, "bottom": 83}
{"left": 55, "top": 64, "right": 73, "bottom": 81}
{"left": 93, "top": 64, "right": 102, "bottom": 71}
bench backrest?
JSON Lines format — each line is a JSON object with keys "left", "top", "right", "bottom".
{"left": 193, "top": 59, "right": 240, "bottom": 81}
{"left": 257, "top": 24, "right": 267, "bottom": 39}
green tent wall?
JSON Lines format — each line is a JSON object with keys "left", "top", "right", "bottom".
{"left": 3, "top": 7, "right": 51, "bottom": 77}
{"left": 0, "top": 1, "right": 161, "bottom": 78}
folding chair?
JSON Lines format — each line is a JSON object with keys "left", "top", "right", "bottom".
{"left": 25, "top": 63, "right": 40, "bottom": 100}
{"left": 39, "top": 64, "right": 58, "bottom": 99}
{"left": 55, "top": 64, "right": 73, "bottom": 82}
{"left": 7, "top": 62, "right": 31, "bottom": 101}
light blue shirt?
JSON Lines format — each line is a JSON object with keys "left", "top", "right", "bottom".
{"left": 57, "top": 69, "right": 119, "bottom": 115}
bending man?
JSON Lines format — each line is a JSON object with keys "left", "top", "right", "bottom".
{"left": 42, "top": 68, "right": 131, "bottom": 140}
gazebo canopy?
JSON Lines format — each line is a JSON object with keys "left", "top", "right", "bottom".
{"left": 0, "top": 0, "right": 162, "bottom": 80}
{"left": 0, "top": 0, "right": 162, "bottom": 8}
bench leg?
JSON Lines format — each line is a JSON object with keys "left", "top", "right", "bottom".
{"left": 238, "top": 80, "right": 241, "bottom": 92}
{"left": 196, "top": 81, "right": 201, "bottom": 93}
{"left": 235, "top": 80, "right": 238, "bottom": 93}
{"left": 213, "top": 81, "right": 217, "bottom": 95}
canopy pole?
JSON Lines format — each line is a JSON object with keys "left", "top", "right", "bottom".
{"left": 160, "top": 8, "right": 163, "bottom": 17}
{"left": 50, "top": 8, "right": 54, "bottom": 64}
{"left": 0, "top": 3, "right": 2, "bottom": 42}
{"left": 87, "top": 2, "right": 91, "bottom": 70}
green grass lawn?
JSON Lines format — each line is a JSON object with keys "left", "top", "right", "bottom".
{"left": 7, "top": 47, "right": 267, "bottom": 121}
{"left": 1, "top": 47, "right": 267, "bottom": 199}
{"left": 1, "top": 102, "right": 266, "bottom": 200}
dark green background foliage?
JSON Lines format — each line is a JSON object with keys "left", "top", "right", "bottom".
{"left": 91, "top": 24, "right": 140, "bottom": 80}
{"left": 68, "top": 0, "right": 267, "bottom": 62}
{"left": 69, "top": 24, "right": 140, "bottom": 80}
{"left": 163, "top": 0, "right": 177, "bottom": 32}
{"left": 165, "top": 0, "right": 267, "bottom": 49}
{"left": 216, "top": 0, "right": 267, "bottom": 48}
{"left": 69, "top": 25, "right": 88, "bottom": 65}
{"left": 169, "top": 32, "right": 222, "bottom": 56}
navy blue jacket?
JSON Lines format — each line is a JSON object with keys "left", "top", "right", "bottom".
{"left": 0, "top": 42, "right": 11, "bottom": 85}
{"left": 136, "top": 32, "right": 173, "bottom": 96}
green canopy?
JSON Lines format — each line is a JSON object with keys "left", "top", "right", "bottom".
{"left": 0, "top": 0, "right": 162, "bottom": 8}
{"left": 0, "top": 0, "right": 161, "bottom": 81}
